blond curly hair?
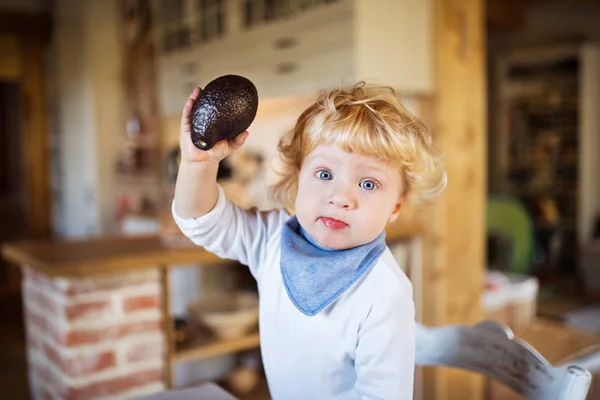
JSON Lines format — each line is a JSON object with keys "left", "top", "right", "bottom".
{"left": 269, "top": 82, "right": 447, "bottom": 212}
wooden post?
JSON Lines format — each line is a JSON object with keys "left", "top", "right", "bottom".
{"left": 421, "top": 0, "right": 487, "bottom": 398}
{"left": 22, "top": 30, "right": 51, "bottom": 238}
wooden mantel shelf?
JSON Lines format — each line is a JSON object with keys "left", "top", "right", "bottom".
{"left": 1, "top": 234, "right": 224, "bottom": 278}
{"left": 1, "top": 219, "right": 421, "bottom": 278}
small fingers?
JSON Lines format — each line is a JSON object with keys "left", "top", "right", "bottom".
{"left": 190, "top": 86, "right": 201, "bottom": 100}
{"left": 231, "top": 131, "right": 249, "bottom": 150}
{"left": 181, "top": 87, "right": 201, "bottom": 129}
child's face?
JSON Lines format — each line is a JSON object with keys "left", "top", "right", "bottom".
{"left": 295, "top": 144, "right": 404, "bottom": 250}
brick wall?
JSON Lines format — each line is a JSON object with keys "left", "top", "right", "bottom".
{"left": 22, "top": 267, "right": 166, "bottom": 400}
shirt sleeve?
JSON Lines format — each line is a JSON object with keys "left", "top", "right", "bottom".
{"left": 354, "top": 289, "right": 416, "bottom": 400}
{"left": 171, "top": 184, "right": 288, "bottom": 279}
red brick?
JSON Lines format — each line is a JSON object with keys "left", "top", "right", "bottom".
{"left": 41, "top": 388, "right": 56, "bottom": 400}
{"left": 27, "top": 289, "right": 60, "bottom": 316}
{"left": 31, "top": 363, "right": 70, "bottom": 399}
{"left": 62, "top": 272, "right": 159, "bottom": 296}
{"left": 60, "top": 368, "right": 163, "bottom": 400}
{"left": 23, "top": 269, "right": 160, "bottom": 305}
{"left": 23, "top": 268, "right": 53, "bottom": 286}
{"left": 43, "top": 342, "right": 116, "bottom": 377}
{"left": 25, "top": 327, "right": 43, "bottom": 352}
{"left": 123, "top": 294, "right": 160, "bottom": 313}
{"left": 65, "top": 300, "right": 112, "bottom": 322}
{"left": 118, "top": 319, "right": 162, "bottom": 337}
{"left": 27, "top": 285, "right": 115, "bottom": 323}
{"left": 23, "top": 268, "right": 64, "bottom": 294}
{"left": 26, "top": 307, "right": 64, "bottom": 344}
{"left": 125, "top": 340, "right": 164, "bottom": 363}
{"left": 30, "top": 363, "right": 54, "bottom": 386}
{"left": 25, "top": 308, "right": 48, "bottom": 332}
{"left": 61, "top": 320, "right": 161, "bottom": 346}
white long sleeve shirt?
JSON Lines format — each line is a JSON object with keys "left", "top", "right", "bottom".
{"left": 172, "top": 185, "right": 415, "bottom": 399}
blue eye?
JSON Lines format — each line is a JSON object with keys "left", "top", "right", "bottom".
{"left": 316, "top": 170, "right": 333, "bottom": 180}
{"left": 360, "top": 180, "right": 377, "bottom": 191}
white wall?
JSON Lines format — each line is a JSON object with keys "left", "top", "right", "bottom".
{"left": 245, "top": 94, "right": 316, "bottom": 189}
{"left": 87, "top": 0, "right": 126, "bottom": 235}
{"left": 354, "top": 0, "right": 432, "bottom": 94}
{"left": 51, "top": 0, "right": 124, "bottom": 237}
{"left": 52, "top": 0, "right": 97, "bottom": 237}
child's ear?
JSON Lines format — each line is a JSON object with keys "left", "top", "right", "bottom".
{"left": 387, "top": 195, "right": 405, "bottom": 224}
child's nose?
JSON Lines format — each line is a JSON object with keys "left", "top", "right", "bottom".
{"left": 328, "top": 186, "right": 357, "bottom": 210}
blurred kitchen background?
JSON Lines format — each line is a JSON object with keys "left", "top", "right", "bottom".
{"left": 1, "top": 0, "right": 600, "bottom": 399}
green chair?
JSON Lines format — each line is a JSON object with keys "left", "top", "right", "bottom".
{"left": 487, "top": 195, "right": 534, "bottom": 274}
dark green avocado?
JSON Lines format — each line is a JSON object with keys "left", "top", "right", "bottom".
{"left": 190, "top": 74, "right": 259, "bottom": 151}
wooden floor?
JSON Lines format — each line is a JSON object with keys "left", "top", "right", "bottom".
{"left": 0, "top": 293, "right": 30, "bottom": 399}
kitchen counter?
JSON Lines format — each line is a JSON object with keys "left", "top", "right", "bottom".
{"left": 1, "top": 220, "right": 421, "bottom": 278}
{"left": 1, "top": 234, "right": 222, "bottom": 277}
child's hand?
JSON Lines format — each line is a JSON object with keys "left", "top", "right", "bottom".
{"left": 180, "top": 87, "right": 249, "bottom": 165}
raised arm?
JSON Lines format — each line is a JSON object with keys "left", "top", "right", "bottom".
{"left": 172, "top": 87, "right": 288, "bottom": 277}
{"left": 173, "top": 87, "right": 249, "bottom": 220}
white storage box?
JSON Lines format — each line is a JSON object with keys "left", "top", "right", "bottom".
{"left": 483, "top": 271, "right": 539, "bottom": 332}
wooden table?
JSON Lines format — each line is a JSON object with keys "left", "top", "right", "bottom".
{"left": 489, "top": 318, "right": 600, "bottom": 399}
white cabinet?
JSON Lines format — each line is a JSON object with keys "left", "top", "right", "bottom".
{"left": 155, "top": 0, "right": 432, "bottom": 116}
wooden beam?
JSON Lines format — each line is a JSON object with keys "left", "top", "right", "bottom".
{"left": 486, "top": 0, "right": 600, "bottom": 30}
{"left": 0, "top": 11, "right": 52, "bottom": 238}
{"left": 22, "top": 31, "right": 51, "bottom": 238}
{"left": 486, "top": 0, "right": 530, "bottom": 29}
{"left": 423, "top": 0, "right": 487, "bottom": 398}
{"left": 0, "top": 10, "right": 52, "bottom": 44}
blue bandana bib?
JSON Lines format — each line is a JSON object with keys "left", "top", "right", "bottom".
{"left": 280, "top": 216, "right": 387, "bottom": 316}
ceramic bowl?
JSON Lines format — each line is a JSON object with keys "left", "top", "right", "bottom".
{"left": 226, "top": 365, "right": 260, "bottom": 394}
{"left": 189, "top": 292, "right": 259, "bottom": 340}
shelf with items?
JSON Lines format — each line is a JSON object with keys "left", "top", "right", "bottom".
{"left": 155, "top": 0, "right": 345, "bottom": 55}
{"left": 218, "top": 371, "right": 271, "bottom": 400}
{"left": 491, "top": 43, "right": 600, "bottom": 282}
{"left": 173, "top": 329, "right": 261, "bottom": 364}
{"left": 238, "top": 379, "right": 270, "bottom": 400}
{"left": 163, "top": 262, "right": 264, "bottom": 393}
{"left": 116, "top": 2, "right": 164, "bottom": 233}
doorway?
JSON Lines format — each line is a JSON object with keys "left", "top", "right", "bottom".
{"left": 0, "top": 11, "right": 51, "bottom": 398}
{"left": 486, "top": 0, "right": 600, "bottom": 309}
{"left": 0, "top": 13, "right": 52, "bottom": 293}
{"left": 0, "top": 36, "right": 30, "bottom": 400}
{"left": 0, "top": 81, "right": 27, "bottom": 291}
